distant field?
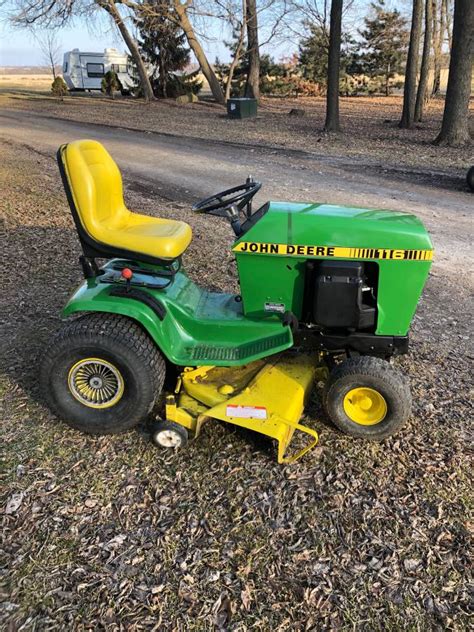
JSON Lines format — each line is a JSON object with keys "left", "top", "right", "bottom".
{"left": 0, "top": 74, "right": 54, "bottom": 91}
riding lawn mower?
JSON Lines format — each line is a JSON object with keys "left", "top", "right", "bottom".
{"left": 40, "top": 140, "right": 433, "bottom": 463}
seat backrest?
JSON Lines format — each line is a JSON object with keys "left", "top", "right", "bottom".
{"left": 61, "top": 140, "right": 128, "bottom": 236}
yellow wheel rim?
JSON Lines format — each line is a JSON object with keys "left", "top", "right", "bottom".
{"left": 343, "top": 387, "right": 387, "bottom": 426}
{"left": 68, "top": 358, "right": 124, "bottom": 409}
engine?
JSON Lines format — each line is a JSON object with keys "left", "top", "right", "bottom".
{"left": 303, "top": 260, "right": 378, "bottom": 332}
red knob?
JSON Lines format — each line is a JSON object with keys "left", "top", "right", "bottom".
{"left": 121, "top": 267, "right": 133, "bottom": 280}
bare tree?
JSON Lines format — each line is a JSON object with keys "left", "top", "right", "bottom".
{"left": 414, "top": 0, "right": 433, "bottom": 121}
{"left": 170, "top": 0, "right": 288, "bottom": 104}
{"left": 399, "top": 0, "right": 423, "bottom": 129}
{"left": 244, "top": 0, "right": 259, "bottom": 99}
{"left": 206, "top": 0, "right": 289, "bottom": 102}
{"left": 431, "top": 0, "right": 453, "bottom": 95}
{"left": 324, "top": 0, "right": 343, "bottom": 132}
{"left": 221, "top": 0, "right": 247, "bottom": 101}
{"left": 442, "top": 0, "right": 452, "bottom": 52}
{"left": 171, "top": 0, "right": 225, "bottom": 103}
{"left": 431, "top": 0, "right": 442, "bottom": 95}
{"left": 435, "top": 0, "right": 473, "bottom": 146}
{"left": 98, "top": 0, "right": 154, "bottom": 101}
{"left": 132, "top": 0, "right": 225, "bottom": 103}
{"left": 8, "top": 0, "right": 155, "bottom": 101}
{"left": 285, "top": 0, "right": 357, "bottom": 41}
{"left": 37, "top": 31, "right": 62, "bottom": 78}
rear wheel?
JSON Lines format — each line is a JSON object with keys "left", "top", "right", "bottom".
{"left": 323, "top": 356, "right": 412, "bottom": 439}
{"left": 40, "top": 313, "right": 166, "bottom": 434}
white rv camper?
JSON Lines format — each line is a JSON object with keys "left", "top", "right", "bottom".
{"left": 62, "top": 48, "right": 134, "bottom": 92}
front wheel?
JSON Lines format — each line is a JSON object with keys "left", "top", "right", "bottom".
{"left": 40, "top": 313, "right": 166, "bottom": 435}
{"left": 323, "top": 356, "right": 412, "bottom": 439}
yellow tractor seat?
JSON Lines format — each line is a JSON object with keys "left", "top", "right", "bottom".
{"left": 58, "top": 139, "right": 192, "bottom": 264}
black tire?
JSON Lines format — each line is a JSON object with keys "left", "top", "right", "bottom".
{"left": 151, "top": 421, "right": 189, "bottom": 449}
{"left": 323, "top": 356, "right": 412, "bottom": 440}
{"left": 40, "top": 313, "right": 166, "bottom": 435}
{"left": 467, "top": 166, "right": 474, "bottom": 192}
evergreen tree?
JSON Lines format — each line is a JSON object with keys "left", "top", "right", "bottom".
{"left": 101, "top": 70, "right": 121, "bottom": 99}
{"left": 358, "top": 0, "right": 408, "bottom": 96}
{"left": 298, "top": 25, "right": 359, "bottom": 92}
{"left": 299, "top": 25, "right": 329, "bottom": 86}
{"left": 135, "top": 3, "right": 202, "bottom": 98}
{"left": 51, "top": 76, "right": 68, "bottom": 101}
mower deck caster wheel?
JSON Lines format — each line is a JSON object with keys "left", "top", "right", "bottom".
{"left": 323, "top": 356, "right": 412, "bottom": 440}
{"left": 152, "top": 421, "right": 188, "bottom": 449}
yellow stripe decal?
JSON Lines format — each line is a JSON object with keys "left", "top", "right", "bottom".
{"left": 233, "top": 242, "right": 434, "bottom": 261}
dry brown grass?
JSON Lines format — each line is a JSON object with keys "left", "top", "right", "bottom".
{"left": 0, "top": 74, "right": 54, "bottom": 90}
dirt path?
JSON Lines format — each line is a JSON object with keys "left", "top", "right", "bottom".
{"left": 0, "top": 107, "right": 471, "bottom": 278}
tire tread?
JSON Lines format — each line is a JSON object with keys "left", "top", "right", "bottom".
{"left": 323, "top": 356, "right": 412, "bottom": 439}
{"left": 40, "top": 313, "right": 165, "bottom": 434}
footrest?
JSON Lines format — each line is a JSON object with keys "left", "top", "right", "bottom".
{"left": 187, "top": 330, "right": 292, "bottom": 363}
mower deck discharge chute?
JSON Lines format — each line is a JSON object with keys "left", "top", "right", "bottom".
{"left": 41, "top": 139, "right": 433, "bottom": 462}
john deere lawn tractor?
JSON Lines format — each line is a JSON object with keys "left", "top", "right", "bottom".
{"left": 40, "top": 139, "right": 433, "bottom": 463}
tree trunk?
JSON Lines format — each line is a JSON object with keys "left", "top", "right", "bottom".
{"left": 436, "top": 0, "right": 445, "bottom": 92}
{"left": 50, "top": 53, "right": 57, "bottom": 80}
{"left": 174, "top": 0, "right": 225, "bottom": 104}
{"left": 400, "top": 0, "right": 423, "bottom": 128}
{"left": 415, "top": 0, "right": 433, "bottom": 121}
{"left": 245, "top": 0, "right": 260, "bottom": 100}
{"left": 324, "top": 0, "right": 343, "bottom": 132}
{"left": 225, "top": 1, "right": 247, "bottom": 102}
{"left": 442, "top": 0, "right": 452, "bottom": 52}
{"left": 435, "top": 0, "right": 473, "bottom": 146}
{"left": 100, "top": 0, "right": 154, "bottom": 102}
{"left": 158, "top": 44, "right": 167, "bottom": 98}
{"left": 385, "top": 62, "right": 390, "bottom": 96}
{"left": 431, "top": 0, "right": 441, "bottom": 95}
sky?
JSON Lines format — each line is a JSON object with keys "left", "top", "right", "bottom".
{"left": 1, "top": 23, "right": 105, "bottom": 66}
{"left": 0, "top": 8, "right": 238, "bottom": 67}
{"left": 0, "top": 0, "right": 410, "bottom": 68}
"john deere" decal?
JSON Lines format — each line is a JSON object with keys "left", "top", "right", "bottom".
{"left": 233, "top": 242, "right": 434, "bottom": 261}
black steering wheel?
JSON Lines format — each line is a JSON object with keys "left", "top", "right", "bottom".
{"left": 192, "top": 180, "right": 262, "bottom": 216}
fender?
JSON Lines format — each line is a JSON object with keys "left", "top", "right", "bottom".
{"left": 63, "top": 280, "right": 185, "bottom": 363}
{"left": 62, "top": 274, "right": 293, "bottom": 367}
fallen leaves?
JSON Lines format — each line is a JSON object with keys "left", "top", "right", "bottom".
{"left": 5, "top": 492, "right": 24, "bottom": 514}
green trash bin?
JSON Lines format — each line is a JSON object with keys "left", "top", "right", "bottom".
{"left": 227, "top": 97, "right": 258, "bottom": 119}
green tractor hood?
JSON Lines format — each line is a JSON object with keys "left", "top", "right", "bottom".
{"left": 233, "top": 201, "right": 433, "bottom": 334}
{"left": 235, "top": 201, "right": 433, "bottom": 254}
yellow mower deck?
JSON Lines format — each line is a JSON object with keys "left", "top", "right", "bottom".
{"left": 165, "top": 352, "right": 327, "bottom": 463}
